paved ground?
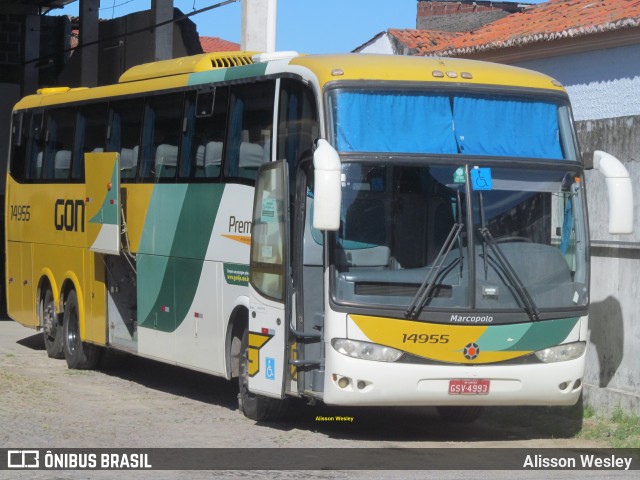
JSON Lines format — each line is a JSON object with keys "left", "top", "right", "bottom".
{"left": 0, "top": 318, "right": 634, "bottom": 479}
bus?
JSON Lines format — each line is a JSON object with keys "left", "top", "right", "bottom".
{"left": 6, "top": 51, "right": 633, "bottom": 422}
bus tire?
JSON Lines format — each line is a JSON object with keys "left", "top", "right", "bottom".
{"left": 437, "top": 406, "right": 484, "bottom": 423}
{"left": 41, "top": 287, "right": 64, "bottom": 359}
{"left": 238, "top": 328, "right": 288, "bottom": 421}
{"left": 62, "top": 290, "right": 101, "bottom": 370}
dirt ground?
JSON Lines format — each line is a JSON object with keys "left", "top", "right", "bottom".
{"left": 1, "top": 318, "right": 633, "bottom": 479}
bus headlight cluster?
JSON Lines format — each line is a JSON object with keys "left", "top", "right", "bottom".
{"left": 535, "top": 342, "right": 586, "bottom": 363}
{"left": 332, "top": 338, "right": 403, "bottom": 362}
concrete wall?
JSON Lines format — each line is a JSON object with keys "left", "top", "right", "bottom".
{"left": 580, "top": 117, "right": 640, "bottom": 415}
{"left": 517, "top": 46, "right": 640, "bottom": 415}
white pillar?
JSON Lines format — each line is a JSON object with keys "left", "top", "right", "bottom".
{"left": 241, "top": 0, "right": 277, "bottom": 52}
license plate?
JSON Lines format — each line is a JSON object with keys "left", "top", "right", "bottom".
{"left": 448, "top": 379, "right": 490, "bottom": 395}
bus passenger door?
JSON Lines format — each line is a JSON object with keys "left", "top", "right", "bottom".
{"left": 85, "top": 152, "right": 120, "bottom": 255}
{"left": 248, "top": 160, "right": 290, "bottom": 399}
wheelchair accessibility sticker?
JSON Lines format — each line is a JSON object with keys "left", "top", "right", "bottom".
{"left": 471, "top": 167, "right": 493, "bottom": 191}
{"left": 265, "top": 357, "right": 276, "bottom": 380}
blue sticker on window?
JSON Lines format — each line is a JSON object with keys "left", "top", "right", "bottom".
{"left": 265, "top": 357, "right": 275, "bottom": 380}
{"left": 471, "top": 167, "right": 493, "bottom": 191}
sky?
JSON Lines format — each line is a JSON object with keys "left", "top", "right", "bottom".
{"left": 51, "top": 0, "right": 546, "bottom": 54}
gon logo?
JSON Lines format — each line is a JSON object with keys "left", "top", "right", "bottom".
{"left": 54, "top": 199, "right": 85, "bottom": 232}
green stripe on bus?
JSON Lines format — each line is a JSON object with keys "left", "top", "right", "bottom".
{"left": 88, "top": 162, "right": 119, "bottom": 225}
{"left": 139, "top": 185, "right": 188, "bottom": 256}
{"left": 188, "top": 69, "right": 227, "bottom": 86}
{"left": 187, "top": 63, "right": 268, "bottom": 87}
{"left": 224, "top": 63, "right": 268, "bottom": 81}
{"left": 473, "top": 317, "right": 579, "bottom": 354}
{"left": 138, "top": 184, "right": 225, "bottom": 332}
{"left": 170, "top": 184, "right": 224, "bottom": 259}
{"left": 473, "top": 322, "right": 531, "bottom": 351}
{"left": 506, "top": 317, "right": 579, "bottom": 352}
{"left": 137, "top": 253, "right": 172, "bottom": 330}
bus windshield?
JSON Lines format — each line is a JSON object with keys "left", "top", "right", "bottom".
{"left": 329, "top": 89, "right": 577, "bottom": 160}
{"left": 329, "top": 163, "right": 588, "bottom": 321}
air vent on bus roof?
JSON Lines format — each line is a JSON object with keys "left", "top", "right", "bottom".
{"left": 210, "top": 54, "right": 254, "bottom": 68}
{"left": 118, "top": 52, "right": 257, "bottom": 83}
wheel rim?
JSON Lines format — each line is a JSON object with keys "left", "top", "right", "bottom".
{"left": 43, "top": 293, "right": 56, "bottom": 341}
{"left": 66, "top": 303, "right": 79, "bottom": 355}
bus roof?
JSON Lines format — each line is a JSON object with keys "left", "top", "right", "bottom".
{"left": 13, "top": 52, "right": 566, "bottom": 111}
{"left": 290, "top": 54, "right": 565, "bottom": 92}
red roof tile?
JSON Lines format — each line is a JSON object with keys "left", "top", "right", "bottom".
{"left": 391, "top": 0, "right": 640, "bottom": 56}
{"left": 200, "top": 36, "right": 240, "bottom": 52}
{"left": 389, "top": 29, "right": 462, "bottom": 52}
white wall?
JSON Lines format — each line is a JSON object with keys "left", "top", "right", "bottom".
{"left": 516, "top": 44, "right": 640, "bottom": 121}
{"left": 356, "top": 33, "right": 395, "bottom": 55}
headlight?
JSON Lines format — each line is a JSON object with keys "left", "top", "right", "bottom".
{"left": 535, "top": 341, "right": 586, "bottom": 363}
{"left": 331, "top": 338, "right": 403, "bottom": 362}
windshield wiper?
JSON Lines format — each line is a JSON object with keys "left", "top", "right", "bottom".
{"left": 405, "top": 221, "right": 463, "bottom": 318}
{"left": 475, "top": 191, "right": 540, "bottom": 322}
{"left": 478, "top": 227, "right": 541, "bottom": 322}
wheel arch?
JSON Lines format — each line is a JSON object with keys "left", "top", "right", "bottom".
{"left": 36, "top": 269, "right": 59, "bottom": 326}
{"left": 60, "top": 272, "right": 86, "bottom": 341}
{"left": 224, "top": 296, "right": 250, "bottom": 381}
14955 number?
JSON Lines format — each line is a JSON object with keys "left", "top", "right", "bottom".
{"left": 402, "top": 333, "right": 449, "bottom": 344}
{"left": 10, "top": 204, "right": 31, "bottom": 221}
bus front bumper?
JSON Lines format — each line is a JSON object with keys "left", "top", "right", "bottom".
{"left": 322, "top": 349, "right": 584, "bottom": 407}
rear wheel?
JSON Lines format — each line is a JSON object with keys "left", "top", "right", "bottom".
{"left": 62, "top": 290, "right": 101, "bottom": 370}
{"left": 437, "top": 406, "right": 484, "bottom": 423}
{"left": 238, "top": 328, "right": 288, "bottom": 421}
{"left": 41, "top": 287, "right": 64, "bottom": 359}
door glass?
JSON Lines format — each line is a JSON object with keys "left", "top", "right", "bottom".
{"left": 250, "top": 161, "right": 288, "bottom": 301}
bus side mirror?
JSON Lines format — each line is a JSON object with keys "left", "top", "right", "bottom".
{"left": 593, "top": 150, "right": 634, "bottom": 234}
{"left": 312, "top": 139, "right": 342, "bottom": 231}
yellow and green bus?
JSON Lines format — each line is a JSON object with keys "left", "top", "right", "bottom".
{"left": 6, "top": 51, "right": 632, "bottom": 422}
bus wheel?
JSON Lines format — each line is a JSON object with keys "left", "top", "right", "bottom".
{"left": 41, "top": 287, "right": 64, "bottom": 359}
{"left": 437, "top": 406, "right": 484, "bottom": 423}
{"left": 62, "top": 290, "right": 101, "bottom": 370}
{"left": 238, "top": 328, "right": 288, "bottom": 421}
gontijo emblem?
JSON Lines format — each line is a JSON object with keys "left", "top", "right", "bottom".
{"left": 463, "top": 342, "right": 480, "bottom": 360}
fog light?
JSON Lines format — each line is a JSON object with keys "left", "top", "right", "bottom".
{"left": 357, "top": 380, "right": 366, "bottom": 390}
{"left": 337, "top": 377, "right": 350, "bottom": 389}
{"left": 559, "top": 382, "right": 569, "bottom": 391}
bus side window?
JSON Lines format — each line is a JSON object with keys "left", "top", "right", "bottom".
{"left": 180, "top": 87, "right": 229, "bottom": 180}
{"left": 139, "top": 92, "right": 183, "bottom": 182}
{"left": 108, "top": 99, "right": 143, "bottom": 181}
{"left": 225, "top": 81, "right": 275, "bottom": 182}
{"left": 73, "top": 103, "right": 107, "bottom": 180}
{"left": 277, "top": 78, "right": 319, "bottom": 183}
{"left": 9, "top": 111, "right": 29, "bottom": 182}
{"left": 25, "top": 112, "right": 44, "bottom": 181}
{"left": 42, "top": 108, "right": 75, "bottom": 181}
